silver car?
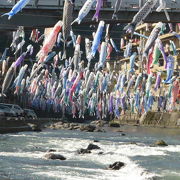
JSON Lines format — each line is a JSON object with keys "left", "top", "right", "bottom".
{"left": 24, "top": 109, "right": 37, "bottom": 119}
{"left": 0, "top": 103, "right": 24, "bottom": 117}
{"left": 0, "top": 105, "right": 17, "bottom": 117}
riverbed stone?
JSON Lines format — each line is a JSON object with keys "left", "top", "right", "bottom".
{"left": 109, "top": 122, "right": 120, "bottom": 127}
{"left": 57, "top": 121, "right": 64, "bottom": 125}
{"left": 94, "top": 128, "right": 103, "bottom": 132}
{"left": 121, "top": 133, "right": 126, "bottom": 136}
{"left": 47, "top": 149, "right": 57, "bottom": 152}
{"left": 80, "top": 125, "right": 85, "bottom": 131}
{"left": 108, "top": 161, "right": 125, "bottom": 170}
{"left": 93, "top": 140, "right": 99, "bottom": 143}
{"left": 87, "top": 143, "right": 100, "bottom": 150}
{"left": 73, "top": 125, "right": 81, "bottom": 130}
{"left": 98, "top": 151, "right": 104, "bottom": 155}
{"left": 51, "top": 122, "right": 64, "bottom": 129}
{"left": 63, "top": 123, "right": 70, "bottom": 129}
{"left": 129, "top": 142, "right": 137, "bottom": 145}
{"left": 44, "top": 153, "right": 66, "bottom": 160}
{"left": 69, "top": 123, "right": 78, "bottom": 128}
{"left": 30, "top": 124, "right": 42, "bottom": 132}
{"left": 77, "top": 148, "right": 91, "bottom": 154}
{"left": 67, "top": 127, "right": 74, "bottom": 130}
{"left": 154, "top": 140, "right": 168, "bottom": 146}
{"left": 80, "top": 125, "right": 96, "bottom": 132}
{"left": 91, "top": 120, "right": 107, "bottom": 127}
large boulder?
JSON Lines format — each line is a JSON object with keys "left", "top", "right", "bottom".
{"left": 44, "top": 153, "right": 66, "bottom": 160}
{"left": 69, "top": 123, "right": 78, "bottom": 128}
{"left": 94, "top": 128, "right": 104, "bottom": 132}
{"left": 50, "top": 122, "right": 64, "bottom": 129}
{"left": 121, "top": 133, "right": 126, "bottom": 136}
{"left": 87, "top": 143, "right": 100, "bottom": 150}
{"left": 93, "top": 140, "right": 99, "bottom": 143}
{"left": 80, "top": 125, "right": 96, "bottom": 132}
{"left": 29, "top": 124, "right": 42, "bottom": 132}
{"left": 63, "top": 123, "right": 70, "bottom": 129}
{"left": 77, "top": 148, "right": 91, "bottom": 154}
{"left": 56, "top": 121, "right": 64, "bottom": 126}
{"left": 154, "top": 140, "right": 168, "bottom": 146}
{"left": 98, "top": 151, "right": 104, "bottom": 155}
{"left": 91, "top": 120, "right": 107, "bottom": 127}
{"left": 73, "top": 125, "right": 81, "bottom": 130}
{"left": 108, "top": 162, "right": 125, "bottom": 170}
{"left": 109, "top": 122, "right": 120, "bottom": 127}
{"left": 77, "top": 143, "right": 100, "bottom": 154}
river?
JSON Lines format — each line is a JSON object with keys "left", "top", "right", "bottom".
{"left": 0, "top": 126, "right": 180, "bottom": 180}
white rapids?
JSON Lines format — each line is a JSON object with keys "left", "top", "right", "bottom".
{"left": 0, "top": 128, "right": 180, "bottom": 180}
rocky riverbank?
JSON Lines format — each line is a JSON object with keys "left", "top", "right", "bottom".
{"left": 45, "top": 120, "right": 109, "bottom": 133}
{"left": 0, "top": 116, "right": 124, "bottom": 134}
{"left": 117, "top": 111, "right": 180, "bottom": 128}
{"left": 1, "top": 111, "right": 180, "bottom": 134}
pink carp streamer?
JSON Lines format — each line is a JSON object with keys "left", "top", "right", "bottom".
{"left": 69, "top": 72, "right": 83, "bottom": 102}
{"left": 106, "top": 43, "right": 113, "bottom": 60}
{"left": 76, "top": 35, "right": 82, "bottom": 45}
{"left": 37, "top": 21, "right": 63, "bottom": 63}
{"left": 146, "top": 48, "right": 153, "bottom": 74}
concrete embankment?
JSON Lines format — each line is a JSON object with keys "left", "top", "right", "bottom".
{"left": 140, "top": 111, "right": 180, "bottom": 128}
{"left": 0, "top": 117, "right": 61, "bottom": 134}
{"left": 0, "top": 119, "right": 32, "bottom": 134}
{"left": 113, "top": 111, "right": 180, "bottom": 128}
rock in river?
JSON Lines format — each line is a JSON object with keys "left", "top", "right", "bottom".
{"left": 109, "top": 122, "right": 120, "bottom": 127}
{"left": 80, "top": 125, "right": 96, "bottom": 132}
{"left": 154, "top": 140, "right": 168, "bottom": 146}
{"left": 29, "top": 124, "right": 42, "bottom": 132}
{"left": 93, "top": 140, "right": 99, "bottom": 143}
{"left": 77, "top": 148, "right": 91, "bottom": 154}
{"left": 108, "top": 161, "right": 125, "bottom": 170}
{"left": 44, "top": 153, "right": 66, "bottom": 160}
{"left": 87, "top": 143, "right": 100, "bottom": 150}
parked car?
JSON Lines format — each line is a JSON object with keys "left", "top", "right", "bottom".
{"left": 0, "top": 109, "right": 5, "bottom": 117}
{"left": 24, "top": 109, "right": 37, "bottom": 119}
{"left": 0, "top": 105, "right": 17, "bottom": 117}
{"left": 0, "top": 103, "right": 24, "bottom": 117}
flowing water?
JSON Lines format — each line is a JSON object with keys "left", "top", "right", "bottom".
{"left": 0, "top": 126, "right": 180, "bottom": 180}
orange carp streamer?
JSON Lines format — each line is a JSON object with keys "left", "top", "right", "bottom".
{"left": 37, "top": 21, "right": 63, "bottom": 63}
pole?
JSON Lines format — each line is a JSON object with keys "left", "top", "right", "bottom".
{"left": 139, "top": 0, "right": 143, "bottom": 8}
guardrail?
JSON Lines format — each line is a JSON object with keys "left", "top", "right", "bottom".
{"left": 0, "top": 0, "right": 180, "bottom": 28}
{"left": 0, "top": 116, "right": 62, "bottom": 121}
{"left": 0, "top": 0, "right": 180, "bottom": 10}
